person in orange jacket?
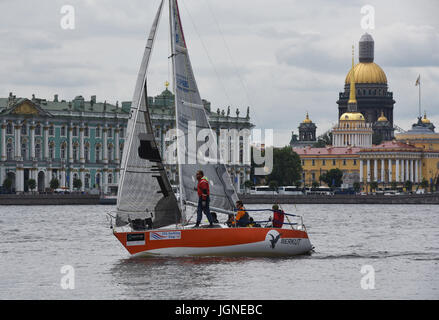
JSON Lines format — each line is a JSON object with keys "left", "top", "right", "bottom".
{"left": 234, "top": 200, "right": 250, "bottom": 227}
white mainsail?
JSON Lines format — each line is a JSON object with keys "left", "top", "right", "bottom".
{"left": 116, "top": 0, "right": 181, "bottom": 228}
{"left": 169, "top": 0, "right": 239, "bottom": 220}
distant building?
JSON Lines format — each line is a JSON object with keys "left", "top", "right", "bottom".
{"left": 293, "top": 39, "right": 439, "bottom": 191}
{"left": 337, "top": 33, "right": 394, "bottom": 141}
{"left": 290, "top": 113, "right": 317, "bottom": 147}
{"left": 0, "top": 86, "right": 254, "bottom": 194}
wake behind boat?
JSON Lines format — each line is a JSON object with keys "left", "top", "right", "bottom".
{"left": 108, "top": 0, "right": 313, "bottom": 257}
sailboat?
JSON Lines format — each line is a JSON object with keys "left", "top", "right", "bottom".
{"left": 110, "top": 0, "right": 313, "bottom": 257}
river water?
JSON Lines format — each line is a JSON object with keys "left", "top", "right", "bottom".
{"left": 0, "top": 204, "right": 438, "bottom": 300}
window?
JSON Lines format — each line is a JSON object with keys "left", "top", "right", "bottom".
{"left": 85, "top": 145, "right": 89, "bottom": 161}
{"left": 343, "top": 159, "right": 347, "bottom": 166}
{"left": 21, "top": 143, "right": 27, "bottom": 160}
{"left": 61, "top": 144, "right": 66, "bottom": 159}
{"left": 61, "top": 126, "right": 66, "bottom": 137}
{"left": 85, "top": 174, "right": 90, "bottom": 189}
{"left": 108, "top": 174, "right": 113, "bottom": 184}
{"left": 35, "top": 144, "right": 41, "bottom": 160}
{"left": 73, "top": 127, "right": 78, "bottom": 137}
{"left": 96, "top": 127, "right": 100, "bottom": 138}
{"left": 312, "top": 173, "right": 316, "bottom": 181}
{"left": 73, "top": 145, "right": 78, "bottom": 161}
{"left": 95, "top": 146, "right": 101, "bottom": 162}
{"left": 119, "top": 144, "right": 124, "bottom": 161}
{"left": 96, "top": 173, "right": 101, "bottom": 186}
{"left": 7, "top": 143, "right": 13, "bottom": 160}
{"left": 322, "top": 159, "right": 326, "bottom": 166}
{"left": 108, "top": 145, "right": 113, "bottom": 161}
{"left": 108, "top": 128, "right": 112, "bottom": 138}
{"left": 49, "top": 145, "right": 54, "bottom": 159}
{"left": 120, "top": 128, "right": 124, "bottom": 138}
{"left": 332, "top": 159, "right": 336, "bottom": 166}
{"left": 353, "top": 159, "right": 357, "bottom": 165}
{"left": 35, "top": 124, "right": 41, "bottom": 135}
{"left": 301, "top": 160, "right": 305, "bottom": 166}
{"left": 312, "top": 159, "right": 315, "bottom": 166}
{"left": 6, "top": 123, "right": 13, "bottom": 135}
{"left": 84, "top": 127, "right": 89, "bottom": 137}
{"left": 49, "top": 126, "right": 54, "bottom": 136}
{"left": 21, "top": 125, "right": 27, "bottom": 135}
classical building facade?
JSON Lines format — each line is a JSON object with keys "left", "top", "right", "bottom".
{"left": 0, "top": 87, "right": 253, "bottom": 194}
{"left": 295, "top": 118, "right": 439, "bottom": 190}
{"left": 292, "top": 38, "right": 439, "bottom": 191}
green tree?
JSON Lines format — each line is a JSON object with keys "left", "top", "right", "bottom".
{"left": 266, "top": 146, "right": 302, "bottom": 186}
{"left": 73, "top": 178, "right": 82, "bottom": 191}
{"left": 353, "top": 182, "right": 361, "bottom": 193}
{"left": 50, "top": 178, "right": 60, "bottom": 190}
{"left": 320, "top": 168, "right": 343, "bottom": 188}
{"left": 404, "top": 180, "right": 413, "bottom": 192}
{"left": 370, "top": 181, "right": 378, "bottom": 192}
{"left": 312, "top": 181, "right": 320, "bottom": 188}
{"left": 391, "top": 181, "right": 397, "bottom": 190}
{"left": 313, "top": 132, "right": 332, "bottom": 148}
{"left": 268, "top": 180, "right": 279, "bottom": 194}
{"left": 420, "top": 178, "right": 429, "bottom": 189}
{"left": 27, "top": 179, "right": 36, "bottom": 193}
{"left": 3, "top": 178, "right": 12, "bottom": 192}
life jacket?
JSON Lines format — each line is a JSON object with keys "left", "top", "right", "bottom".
{"left": 235, "top": 207, "right": 250, "bottom": 227}
{"left": 272, "top": 210, "right": 285, "bottom": 228}
{"left": 197, "top": 176, "right": 210, "bottom": 199}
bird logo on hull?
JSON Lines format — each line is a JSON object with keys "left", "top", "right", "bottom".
{"left": 265, "top": 230, "right": 281, "bottom": 249}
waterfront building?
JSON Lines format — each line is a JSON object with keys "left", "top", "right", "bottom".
{"left": 295, "top": 119, "right": 439, "bottom": 190}
{"left": 395, "top": 113, "right": 439, "bottom": 186}
{"left": 0, "top": 86, "right": 253, "bottom": 194}
{"left": 337, "top": 33, "right": 394, "bottom": 141}
{"left": 293, "top": 38, "right": 439, "bottom": 190}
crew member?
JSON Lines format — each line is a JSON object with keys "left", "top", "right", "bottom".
{"left": 272, "top": 204, "right": 284, "bottom": 228}
{"left": 235, "top": 200, "right": 250, "bottom": 227}
{"left": 194, "top": 170, "right": 214, "bottom": 228}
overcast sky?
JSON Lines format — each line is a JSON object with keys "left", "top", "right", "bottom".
{"left": 1, "top": 0, "right": 438, "bottom": 146}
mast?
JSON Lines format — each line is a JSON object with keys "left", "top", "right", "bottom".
{"left": 169, "top": 0, "right": 187, "bottom": 224}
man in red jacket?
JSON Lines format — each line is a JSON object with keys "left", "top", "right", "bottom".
{"left": 272, "top": 204, "right": 284, "bottom": 228}
{"left": 194, "top": 170, "right": 214, "bottom": 228}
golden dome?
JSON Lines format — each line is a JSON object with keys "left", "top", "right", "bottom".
{"left": 422, "top": 112, "right": 430, "bottom": 124}
{"left": 345, "top": 62, "right": 387, "bottom": 84}
{"left": 303, "top": 113, "right": 312, "bottom": 123}
{"left": 378, "top": 112, "right": 388, "bottom": 122}
{"left": 340, "top": 112, "right": 365, "bottom": 121}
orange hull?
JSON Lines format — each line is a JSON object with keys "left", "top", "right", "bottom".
{"left": 114, "top": 227, "right": 312, "bottom": 257}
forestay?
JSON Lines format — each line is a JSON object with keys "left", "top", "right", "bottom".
{"left": 116, "top": 0, "right": 181, "bottom": 228}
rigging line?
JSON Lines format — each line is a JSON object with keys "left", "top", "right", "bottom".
{"left": 179, "top": 0, "right": 233, "bottom": 108}
{"left": 203, "top": 0, "right": 253, "bottom": 109}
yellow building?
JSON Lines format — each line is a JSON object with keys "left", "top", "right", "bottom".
{"left": 293, "top": 46, "right": 439, "bottom": 190}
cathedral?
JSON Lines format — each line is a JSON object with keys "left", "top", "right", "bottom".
{"left": 292, "top": 33, "right": 439, "bottom": 191}
{"left": 337, "top": 33, "right": 394, "bottom": 141}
